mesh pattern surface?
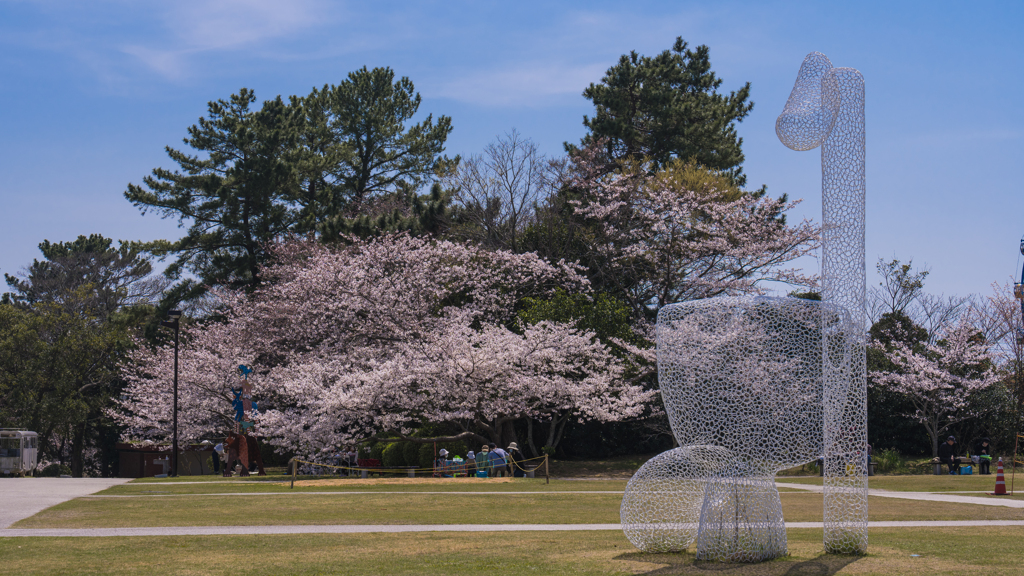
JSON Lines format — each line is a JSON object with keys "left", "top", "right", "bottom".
{"left": 621, "top": 52, "right": 868, "bottom": 560}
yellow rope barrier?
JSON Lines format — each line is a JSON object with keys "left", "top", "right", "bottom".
{"left": 286, "top": 450, "right": 552, "bottom": 477}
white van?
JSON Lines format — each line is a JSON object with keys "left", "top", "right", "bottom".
{"left": 0, "top": 429, "right": 39, "bottom": 476}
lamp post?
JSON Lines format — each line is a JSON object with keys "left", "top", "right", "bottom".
{"left": 161, "top": 310, "right": 182, "bottom": 477}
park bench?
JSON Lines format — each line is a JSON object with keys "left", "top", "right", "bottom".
{"left": 930, "top": 456, "right": 972, "bottom": 475}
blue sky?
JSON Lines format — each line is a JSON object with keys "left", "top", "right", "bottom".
{"left": 1, "top": 1, "right": 1021, "bottom": 302}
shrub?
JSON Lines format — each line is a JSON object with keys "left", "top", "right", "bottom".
{"left": 418, "top": 443, "right": 436, "bottom": 469}
{"left": 38, "top": 463, "right": 72, "bottom": 477}
{"left": 402, "top": 442, "right": 421, "bottom": 468}
{"left": 875, "top": 448, "right": 902, "bottom": 473}
{"left": 369, "top": 441, "right": 387, "bottom": 461}
{"left": 381, "top": 442, "right": 406, "bottom": 467}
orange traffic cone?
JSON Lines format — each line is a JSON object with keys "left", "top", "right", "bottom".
{"left": 989, "top": 458, "right": 1008, "bottom": 496}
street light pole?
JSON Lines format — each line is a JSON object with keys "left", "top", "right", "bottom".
{"left": 161, "top": 310, "right": 182, "bottom": 478}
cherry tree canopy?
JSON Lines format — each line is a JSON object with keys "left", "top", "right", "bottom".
{"left": 567, "top": 145, "right": 820, "bottom": 315}
{"left": 114, "top": 234, "right": 653, "bottom": 457}
{"left": 871, "top": 319, "right": 999, "bottom": 456}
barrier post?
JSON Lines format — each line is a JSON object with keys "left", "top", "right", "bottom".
{"left": 1013, "top": 434, "right": 1021, "bottom": 495}
{"left": 290, "top": 458, "right": 296, "bottom": 489}
{"left": 545, "top": 454, "right": 549, "bottom": 485}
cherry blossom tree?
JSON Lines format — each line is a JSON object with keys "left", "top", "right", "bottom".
{"left": 566, "top": 144, "right": 820, "bottom": 317}
{"left": 871, "top": 319, "right": 1000, "bottom": 456}
{"left": 114, "top": 234, "right": 654, "bottom": 458}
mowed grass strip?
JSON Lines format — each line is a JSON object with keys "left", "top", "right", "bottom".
{"left": 12, "top": 492, "right": 624, "bottom": 528}
{"left": 3, "top": 528, "right": 1024, "bottom": 575}
{"left": 102, "top": 478, "right": 629, "bottom": 496}
{"left": 13, "top": 489, "right": 1023, "bottom": 529}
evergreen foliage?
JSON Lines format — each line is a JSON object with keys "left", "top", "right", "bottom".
{"left": 1, "top": 235, "right": 160, "bottom": 477}
{"left": 577, "top": 37, "right": 753, "bottom": 185}
{"left": 124, "top": 89, "right": 299, "bottom": 297}
{"left": 298, "top": 67, "right": 457, "bottom": 222}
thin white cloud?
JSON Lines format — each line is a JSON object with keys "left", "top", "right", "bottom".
{"left": 120, "top": 0, "right": 329, "bottom": 80}
{"left": 165, "top": 0, "right": 323, "bottom": 51}
{"left": 431, "top": 62, "right": 608, "bottom": 108}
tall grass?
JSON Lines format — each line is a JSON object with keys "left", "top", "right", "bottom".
{"left": 875, "top": 448, "right": 903, "bottom": 473}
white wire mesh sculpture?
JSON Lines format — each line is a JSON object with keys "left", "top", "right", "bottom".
{"left": 621, "top": 52, "right": 868, "bottom": 560}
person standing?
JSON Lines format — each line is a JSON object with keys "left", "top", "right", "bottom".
{"left": 489, "top": 443, "right": 508, "bottom": 478}
{"left": 213, "top": 442, "right": 225, "bottom": 474}
{"left": 938, "top": 436, "right": 960, "bottom": 475}
{"left": 507, "top": 442, "right": 526, "bottom": 477}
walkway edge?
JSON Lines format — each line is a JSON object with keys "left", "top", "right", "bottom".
{"left": 7, "top": 520, "right": 1024, "bottom": 538}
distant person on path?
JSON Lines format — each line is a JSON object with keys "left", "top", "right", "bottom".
{"left": 507, "top": 442, "right": 526, "bottom": 477}
{"left": 489, "top": 443, "right": 508, "bottom": 478}
{"left": 938, "top": 436, "right": 960, "bottom": 475}
{"left": 974, "top": 438, "right": 993, "bottom": 475}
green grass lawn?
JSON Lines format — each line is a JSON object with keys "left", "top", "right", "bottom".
{"left": 13, "top": 485, "right": 1023, "bottom": 529}
{"left": 8, "top": 471, "right": 1024, "bottom": 575}
{"left": 3, "top": 528, "right": 1024, "bottom": 575}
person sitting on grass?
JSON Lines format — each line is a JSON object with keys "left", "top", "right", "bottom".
{"left": 436, "top": 448, "right": 451, "bottom": 477}
{"left": 938, "top": 436, "right": 960, "bottom": 475}
{"left": 476, "top": 445, "right": 490, "bottom": 477}
{"left": 974, "top": 438, "right": 993, "bottom": 475}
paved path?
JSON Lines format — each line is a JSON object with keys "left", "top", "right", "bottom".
{"left": 6, "top": 520, "right": 1024, "bottom": 538}
{"left": 775, "top": 482, "right": 1024, "bottom": 509}
{"left": 0, "top": 478, "right": 131, "bottom": 528}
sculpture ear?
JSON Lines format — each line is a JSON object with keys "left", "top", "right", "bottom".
{"left": 776, "top": 52, "right": 837, "bottom": 151}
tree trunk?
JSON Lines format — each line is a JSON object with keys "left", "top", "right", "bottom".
{"left": 544, "top": 413, "right": 570, "bottom": 454}
{"left": 499, "top": 420, "right": 518, "bottom": 450}
{"left": 71, "top": 422, "right": 86, "bottom": 477}
{"left": 526, "top": 419, "right": 539, "bottom": 458}
{"left": 927, "top": 419, "right": 939, "bottom": 458}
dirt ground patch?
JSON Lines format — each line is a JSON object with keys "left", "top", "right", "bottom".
{"left": 285, "top": 477, "right": 517, "bottom": 488}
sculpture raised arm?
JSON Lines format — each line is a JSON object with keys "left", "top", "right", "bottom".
{"left": 778, "top": 51, "right": 868, "bottom": 555}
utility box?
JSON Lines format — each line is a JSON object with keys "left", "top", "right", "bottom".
{"left": 0, "top": 429, "right": 39, "bottom": 476}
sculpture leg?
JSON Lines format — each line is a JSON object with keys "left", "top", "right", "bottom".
{"left": 695, "top": 470, "right": 786, "bottom": 562}
{"left": 823, "top": 349, "right": 868, "bottom": 554}
{"left": 224, "top": 443, "right": 238, "bottom": 477}
{"left": 247, "top": 435, "right": 266, "bottom": 476}
{"left": 237, "top": 434, "right": 250, "bottom": 477}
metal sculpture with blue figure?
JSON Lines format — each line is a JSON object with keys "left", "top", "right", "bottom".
{"left": 223, "top": 364, "right": 266, "bottom": 476}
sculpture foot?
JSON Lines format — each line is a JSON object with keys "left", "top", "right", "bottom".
{"left": 695, "top": 473, "right": 787, "bottom": 562}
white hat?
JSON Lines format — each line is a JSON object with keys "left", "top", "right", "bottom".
{"left": 467, "top": 451, "right": 475, "bottom": 459}
{"left": 439, "top": 448, "right": 449, "bottom": 456}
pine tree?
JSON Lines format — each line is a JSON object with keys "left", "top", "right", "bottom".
{"left": 294, "top": 66, "right": 457, "bottom": 232}
{"left": 577, "top": 37, "right": 753, "bottom": 185}
{"left": 124, "top": 89, "right": 299, "bottom": 297}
